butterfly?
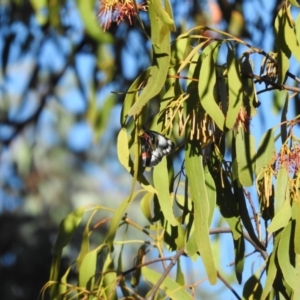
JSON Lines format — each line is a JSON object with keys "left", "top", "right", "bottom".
{"left": 139, "top": 129, "right": 175, "bottom": 167}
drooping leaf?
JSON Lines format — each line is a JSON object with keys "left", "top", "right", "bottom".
{"left": 255, "top": 128, "right": 275, "bottom": 178}
{"left": 153, "top": 158, "right": 178, "bottom": 226}
{"left": 76, "top": 0, "right": 113, "bottom": 43}
{"left": 234, "top": 182, "right": 266, "bottom": 250}
{"left": 128, "top": 1, "right": 171, "bottom": 116}
{"left": 274, "top": 166, "right": 289, "bottom": 214}
{"left": 53, "top": 207, "right": 85, "bottom": 254}
{"left": 153, "top": 0, "right": 175, "bottom": 27}
{"left": 198, "top": 48, "right": 225, "bottom": 130}
{"left": 277, "top": 221, "right": 299, "bottom": 291}
{"left": 120, "top": 68, "right": 152, "bottom": 125}
{"left": 289, "top": 0, "right": 300, "bottom": 7}
{"left": 261, "top": 236, "right": 279, "bottom": 299}
{"left": 243, "top": 274, "right": 263, "bottom": 300}
{"left": 185, "top": 143, "right": 217, "bottom": 284}
{"left": 235, "top": 128, "right": 255, "bottom": 187}
{"left": 78, "top": 248, "right": 98, "bottom": 289}
{"left": 268, "top": 198, "right": 292, "bottom": 233}
{"left": 176, "top": 258, "right": 185, "bottom": 286}
{"left": 226, "top": 47, "right": 243, "bottom": 129}
{"left": 293, "top": 200, "right": 300, "bottom": 254}
{"left": 204, "top": 166, "right": 216, "bottom": 226}
{"left": 274, "top": 8, "right": 291, "bottom": 84}
{"left": 101, "top": 253, "right": 118, "bottom": 300}
{"left": 140, "top": 191, "right": 155, "bottom": 223}
{"left": 49, "top": 207, "right": 85, "bottom": 298}
{"left": 284, "top": 5, "right": 300, "bottom": 62}
{"left": 142, "top": 266, "right": 193, "bottom": 300}
{"left": 280, "top": 91, "right": 289, "bottom": 144}
{"left": 234, "top": 235, "right": 245, "bottom": 284}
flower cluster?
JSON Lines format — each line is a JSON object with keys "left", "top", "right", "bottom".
{"left": 274, "top": 143, "right": 300, "bottom": 175}
{"left": 98, "top": 0, "right": 147, "bottom": 31}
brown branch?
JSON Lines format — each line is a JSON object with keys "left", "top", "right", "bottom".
{"left": 217, "top": 271, "right": 242, "bottom": 300}
{"left": 242, "top": 72, "right": 300, "bottom": 94}
{"left": 209, "top": 227, "right": 268, "bottom": 261}
{"left": 145, "top": 248, "right": 185, "bottom": 300}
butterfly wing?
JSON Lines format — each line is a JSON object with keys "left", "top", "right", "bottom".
{"left": 140, "top": 130, "right": 175, "bottom": 167}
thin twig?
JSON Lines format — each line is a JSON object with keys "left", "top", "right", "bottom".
{"left": 217, "top": 271, "right": 242, "bottom": 300}
{"left": 209, "top": 227, "right": 268, "bottom": 260}
{"left": 145, "top": 248, "right": 185, "bottom": 300}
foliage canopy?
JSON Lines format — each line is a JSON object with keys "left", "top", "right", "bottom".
{"left": 2, "top": 0, "right": 300, "bottom": 299}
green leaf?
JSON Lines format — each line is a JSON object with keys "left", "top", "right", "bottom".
{"left": 185, "top": 143, "right": 217, "bottom": 284}
{"left": 153, "top": 158, "right": 178, "bottom": 226}
{"left": 153, "top": 0, "right": 175, "bottom": 26}
{"left": 76, "top": 0, "right": 113, "bottom": 43}
{"left": 120, "top": 68, "right": 152, "bottom": 125}
{"left": 49, "top": 207, "right": 85, "bottom": 298}
{"left": 255, "top": 128, "right": 275, "bottom": 178}
{"left": 101, "top": 254, "right": 118, "bottom": 300}
{"left": 294, "top": 200, "right": 300, "bottom": 254}
{"left": 234, "top": 182, "right": 266, "bottom": 250}
{"left": 140, "top": 191, "right": 154, "bottom": 223}
{"left": 234, "top": 235, "right": 245, "bottom": 284}
{"left": 53, "top": 207, "right": 85, "bottom": 254}
{"left": 274, "top": 8, "right": 291, "bottom": 84}
{"left": 198, "top": 50, "right": 225, "bottom": 130}
{"left": 296, "top": 14, "right": 300, "bottom": 44}
{"left": 241, "top": 55, "right": 258, "bottom": 117}
{"left": 79, "top": 248, "right": 98, "bottom": 289}
{"left": 243, "top": 274, "right": 263, "bottom": 300}
{"left": 30, "top": 0, "right": 48, "bottom": 25}
{"left": 289, "top": 0, "right": 300, "bottom": 8}
{"left": 275, "top": 166, "right": 289, "bottom": 214}
{"left": 226, "top": 47, "right": 243, "bottom": 129}
{"left": 128, "top": 1, "right": 171, "bottom": 116}
{"left": 117, "top": 128, "right": 130, "bottom": 172}
{"left": 236, "top": 129, "right": 255, "bottom": 187}
{"left": 204, "top": 166, "right": 216, "bottom": 226}
{"left": 176, "top": 258, "right": 185, "bottom": 286}
{"left": 268, "top": 198, "right": 292, "bottom": 233}
{"left": 164, "top": 0, "right": 176, "bottom": 31}
{"left": 280, "top": 91, "right": 289, "bottom": 143}
{"left": 277, "top": 221, "right": 299, "bottom": 291}
{"left": 261, "top": 236, "right": 279, "bottom": 299}
{"left": 284, "top": 6, "right": 300, "bottom": 62}
{"left": 142, "top": 267, "right": 193, "bottom": 300}
{"left": 117, "top": 128, "right": 156, "bottom": 193}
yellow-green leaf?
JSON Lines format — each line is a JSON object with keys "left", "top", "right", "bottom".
{"left": 277, "top": 221, "right": 299, "bottom": 291}
{"left": 268, "top": 198, "right": 292, "bottom": 233}
{"left": 274, "top": 8, "right": 291, "bottom": 84}
{"left": 226, "top": 48, "right": 243, "bottom": 129}
{"left": 198, "top": 50, "right": 225, "bottom": 130}
{"left": 153, "top": 158, "right": 178, "bottom": 226}
{"left": 79, "top": 248, "right": 98, "bottom": 288}
{"left": 53, "top": 207, "right": 85, "bottom": 254}
{"left": 275, "top": 166, "right": 289, "bottom": 214}
{"left": 76, "top": 0, "right": 113, "bottom": 43}
{"left": 255, "top": 128, "right": 275, "bottom": 177}
{"left": 185, "top": 143, "right": 217, "bottom": 284}
{"left": 153, "top": 0, "right": 174, "bottom": 26}
{"left": 236, "top": 129, "right": 255, "bottom": 187}
{"left": 127, "top": 1, "right": 171, "bottom": 116}
{"left": 117, "top": 128, "right": 130, "bottom": 172}
{"left": 142, "top": 267, "right": 193, "bottom": 300}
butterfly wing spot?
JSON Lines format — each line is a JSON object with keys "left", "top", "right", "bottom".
{"left": 139, "top": 129, "right": 175, "bottom": 167}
